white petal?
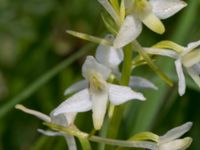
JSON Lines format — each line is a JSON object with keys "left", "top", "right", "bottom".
{"left": 129, "top": 76, "right": 158, "bottom": 90}
{"left": 114, "top": 15, "right": 142, "bottom": 48}
{"left": 193, "top": 63, "right": 200, "bottom": 74}
{"left": 159, "top": 122, "right": 193, "bottom": 144}
{"left": 50, "top": 112, "right": 76, "bottom": 126}
{"left": 182, "top": 49, "right": 200, "bottom": 67}
{"left": 82, "top": 56, "right": 111, "bottom": 80}
{"left": 37, "top": 129, "right": 62, "bottom": 136}
{"left": 108, "top": 83, "right": 145, "bottom": 105}
{"left": 142, "top": 12, "right": 165, "bottom": 34}
{"left": 175, "top": 59, "right": 186, "bottom": 96}
{"left": 187, "top": 67, "right": 200, "bottom": 88}
{"left": 50, "top": 113, "right": 69, "bottom": 127}
{"left": 64, "top": 80, "right": 88, "bottom": 95}
{"left": 97, "top": 0, "right": 120, "bottom": 24}
{"left": 64, "top": 112, "right": 77, "bottom": 125}
{"left": 95, "top": 42, "right": 124, "bottom": 71}
{"left": 52, "top": 89, "right": 92, "bottom": 116}
{"left": 150, "top": 0, "right": 187, "bottom": 19}
{"left": 64, "top": 135, "right": 77, "bottom": 150}
{"left": 159, "top": 137, "right": 192, "bottom": 150}
{"left": 90, "top": 84, "right": 109, "bottom": 130}
{"left": 144, "top": 48, "right": 178, "bottom": 59}
{"left": 182, "top": 40, "right": 200, "bottom": 56}
{"left": 15, "top": 104, "right": 51, "bottom": 122}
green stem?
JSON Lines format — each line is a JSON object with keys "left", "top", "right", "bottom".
{"left": 120, "top": 44, "right": 133, "bottom": 85}
{"left": 132, "top": 41, "right": 173, "bottom": 86}
{"left": 44, "top": 123, "right": 158, "bottom": 150}
{"left": 106, "top": 44, "right": 133, "bottom": 149}
{"left": 0, "top": 44, "right": 94, "bottom": 119}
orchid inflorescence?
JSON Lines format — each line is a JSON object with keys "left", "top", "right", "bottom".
{"left": 16, "top": 0, "right": 198, "bottom": 149}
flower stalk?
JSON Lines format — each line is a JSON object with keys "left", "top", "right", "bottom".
{"left": 44, "top": 122, "right": 158, "bottom": 150}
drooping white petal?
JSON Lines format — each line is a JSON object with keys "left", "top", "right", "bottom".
{"left": 129, "top": 76, "right": 158, "bottom": 90}
{"left": 95, "top": 42, "right": 124, "bottom": 71}
{"left": 15, "top": 104, "right": 51, "bottom": 122}
{"left": 114, "top": 15, "right": 142, "bottom": 48}
{"left": 97, "top": 0, "right": 120, "bottom": 25}
{"left": 150, "top": 0, "right": 187, "bottom": 19}
{"left": 82, "top": 56, "right": 111, "bottom": 80}
{"left": 90, "top": 84, "right": 109, "bottom": 130}
{"left": 38, "top": 129, "right": 62, "bottom": 136}
{"left": 182, "top": 40, "right": 200, "bottom": 56}
{"left": 159, "top": 137, "right": 192, "bottom": 150}
{"left": 159, "top": 122, "right": 193, "bottom": 144}
{"left": 52, "top": 89, "right": 92, "bottom": 116}
{"left": 64, "top": 135, "right": 77, "bottom": 150}
{"left": 175, "top": 59, "right": 186, "bottom": 96}
{"left": 108, "top": 83, "right": 145, "bottom": 105}
{"left": 144, "top": 48, "right": 178, "bottom": 59}
{"left": 187, "top": 67, "right": 200, "bottom": 88}
{"left": 64, "top": 80, "right": 88, "bottom": 95}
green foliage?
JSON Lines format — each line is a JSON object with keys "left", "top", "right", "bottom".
{"left": 0, "top": 0, "right": 200, "bottom": 149}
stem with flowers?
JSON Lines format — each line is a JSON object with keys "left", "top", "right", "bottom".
{"left": 14, "top": 0, "right": 199, "bottom": 149}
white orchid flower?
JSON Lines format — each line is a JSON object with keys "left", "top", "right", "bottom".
{"left": 95, "top": 34, "right": 124, "bottom": 74}
{"left": 95, "top": 35, "right": 158, "bottom": 90}
{"left": 107, "top": 0, "right": 187, "bottom": 48}
{"left": 64, "top": 35, "right": 157, "bottom": 95}
{"left": 158, "top": 122, "right": 193, "bottom": 150}
{"left": 144, "top": 40, "right": 200, "bottom": 95}
{"left": 15, "top": 104, "right": 77, "bottom": 150}
{"left": 53, "top": 56, "right": 145, "bottom": 130}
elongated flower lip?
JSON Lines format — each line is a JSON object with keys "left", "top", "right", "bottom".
{"left": 175, "top": 59, "right": 186, "bottom": 96}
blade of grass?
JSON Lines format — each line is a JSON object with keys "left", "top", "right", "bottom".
{"left": 0, "top": 44, "right": 94, "bottom": 119}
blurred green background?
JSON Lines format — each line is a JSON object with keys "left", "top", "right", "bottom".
{"left": 0, "top": 0, "right": 199, "bottom": 149}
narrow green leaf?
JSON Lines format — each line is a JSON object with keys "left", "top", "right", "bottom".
{"left": 0, "top": 44, "right": 94, "bottom": 119}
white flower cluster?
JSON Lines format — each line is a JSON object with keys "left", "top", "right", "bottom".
{"left": 16, "top": 0, "right": 197, "bottom": 150}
